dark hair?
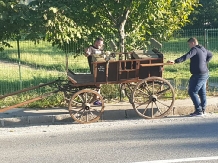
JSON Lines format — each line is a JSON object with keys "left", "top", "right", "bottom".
{"left": 95, "top": 37, "right": 104, "bottom": 42}
{"left": 187, "top": 37, "right": 198, "bottom": 43}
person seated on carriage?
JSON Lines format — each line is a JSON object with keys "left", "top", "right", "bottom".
{"left": 84, "top": 37, "right": 104, "bottom": 105}
{"left": 84, "top": 37, "right": 104, "bottom": 74}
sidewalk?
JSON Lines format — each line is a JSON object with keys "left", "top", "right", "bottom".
{"left": 0, "top": 96, "right": 218, "bottom": 127}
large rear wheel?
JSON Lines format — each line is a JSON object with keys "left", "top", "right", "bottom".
{"left": 131, "top": 77, "right": 175, "bottom": 119}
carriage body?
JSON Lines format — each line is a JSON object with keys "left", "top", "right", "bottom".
{"left": 67, "top": 50, "right": 164, "bottom": 86}
{"left": 66, "top": 50, "right": 175, "bottom": 124}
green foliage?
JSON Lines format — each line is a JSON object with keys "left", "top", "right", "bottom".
{"left": 27, "top": 92, "right": 65, "bottom": 108}
{"left": 0, "top": 91, "right": 66, "bottom": 108}
{"left": 184, "top": 0, "right": 218, "bottom": 29}
{"left": 100, "top": 84, "right": 120, "bottom": 100}
{"left": 27, "top": 0, "right": 92, "bottom": 54}
{"left": 0, "top": 0, "right": 31, "bottom": 50}
{"left": 65, "top": 0, "right": 200, "bottom": 51}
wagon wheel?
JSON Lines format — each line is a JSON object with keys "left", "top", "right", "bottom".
{"left": 131, "top": 77, "right": 175, "bottom": 119}
{"left": 68, "top": 89, "right": 104, "bottom": 124}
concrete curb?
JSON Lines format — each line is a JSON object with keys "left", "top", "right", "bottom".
{"left": 173, "top": 103, "right": 218, "bottom": 115}
{"left": 0, "top": 114, "right": 72, "bottom": 127}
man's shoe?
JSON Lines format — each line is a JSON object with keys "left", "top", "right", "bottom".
{"left": 190, "top": 111, "right": 203, "bottom": 117}
{"left": 93, "top": 100, "right": 102, "bottom": 106}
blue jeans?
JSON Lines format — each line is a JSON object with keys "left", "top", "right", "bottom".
{"left": 188, "top": 73, "right": 209, "bottom": 112}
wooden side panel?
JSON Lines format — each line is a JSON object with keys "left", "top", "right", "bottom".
{"left": 108, "top": 62, "right": 118, "bottom": 82}
{"left": 139, "top": 58, "right": 163, "bottom": 79}
{"left": 95, "top": 62, "right": 107, "bottom": 82}
{"left": 119, "top": 60, "right": 138, "bottom": 80}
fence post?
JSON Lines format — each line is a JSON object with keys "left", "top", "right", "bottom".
{"left": 17, "top": 38, "right": 22, "bottom": 90}
{"left": 204, "top": 29, "right": 208, "bottom": 48}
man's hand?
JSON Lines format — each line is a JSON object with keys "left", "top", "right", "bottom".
{"left": 167, "top": 60, "right": 175, "bottom": 64}
{"left": 84, "top": 48, "right": 91, "bottom": 57}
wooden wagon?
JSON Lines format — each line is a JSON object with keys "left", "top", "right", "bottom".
{"left": 65, "top": 49, "right": 175, "bottom": 123}
{"left": 0, "top": 48, "right": 175, "bottom": 124}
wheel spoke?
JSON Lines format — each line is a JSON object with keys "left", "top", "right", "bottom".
{"left": 157, "top": 87, "right": 170, "bottom": 96}
{"left": 88, "top": 94, "right": 97, "bottom": 103}
{"left": 90, "top": 108, "right": 101, "bottom": 113}
{"left": 144, "top": 82, "right": 152, "bottom": 95}
{"left": 90, "top": 111, "right": 95, "bottom": 116}
{"left": 159, "top": 96, "right": 173, "bottom": 99}
{"left": 85, "top": 92, "right": 93, "bottom": 103}
{"left": 86, "top": 112, "right": 89, "bottom": 122}
{"left": 71, "top": 99, "right": 83, "bottom": 106}
{"left": 135, "top": 93, "right": 149, "bottom": 100}
{"left": 135, "top": 99, "right": 150, "bottom": 109}
{"left": 154, "top": 101, "right": 162, "bottom": 115}
{"left": 75, "top": 109, "right": 86, "bottom": 120}
{"left": 72, "top": 108, "right": 84, "bottom": 115}
{"left": 78, "top": 94, "right": 85, "bottom": 103}
{"left": 135, "top": 87, "right": 150, "bottom": 97}
{"left": 151, "top": 101, "right": 154, "bottom": 118}
{"left": 84, "top": 92, "right": 88, "bottom": 103}
{"left": 152, "top": 81, "right": 155, "bottom": 94}
{"left": 155, "top": 82, "right": 163, "bottom": 94}
{"left": 69, "top": 105, "right": 83, "bottom": 111}
{"left": 156, "top": 99, "right": 171, "bottom": 108}
{"left": 141, "top": 101, "right": 151, "bottom": 115}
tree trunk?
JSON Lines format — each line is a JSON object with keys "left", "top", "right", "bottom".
{"left": 119, "top": 25, "right": 125, "bottom": 53}
{"left": 118, "top": 9, "right": 130, "bottom": 53}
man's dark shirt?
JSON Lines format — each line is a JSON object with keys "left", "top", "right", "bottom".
{"left": 174, "top": 45, "right": 213, "bottom": 74}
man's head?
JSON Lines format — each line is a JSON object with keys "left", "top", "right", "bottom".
{"left": 94, "top": 37, "right": 104, "bottom": 49}
{"left": 187, "top": 37, "right": 198, "bottom": 48}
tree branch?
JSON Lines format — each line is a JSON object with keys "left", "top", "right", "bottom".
{"left": 118, "top": 0, "right": 132, "bottom": 29}
{"left": 131, "top": 20, "right": 144, "bottom": 33}
{"left": 103, "top": 3, "right": 117, "bottom": 27}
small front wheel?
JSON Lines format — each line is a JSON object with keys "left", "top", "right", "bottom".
{"left": 131, "top": 77, "right": 175, "bottom": 119}
{"left": 68, "top": 89, "right": 104, "bottom": 124}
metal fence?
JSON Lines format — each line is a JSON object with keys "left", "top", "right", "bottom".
{"left": 0, "top": 28, "right": 218, "bottom": 95}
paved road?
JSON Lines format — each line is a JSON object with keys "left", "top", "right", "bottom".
{"left": 0, "top": 115, "right": 218, "bottom": 163}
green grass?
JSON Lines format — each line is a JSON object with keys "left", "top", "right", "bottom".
{"left": 1, "top": 41, "right": 89, "bottom": 71}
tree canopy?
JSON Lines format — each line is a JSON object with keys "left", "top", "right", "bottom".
{"left": 184, "top": 0, "right": 218, "bottom": 29}
{"left": 0, "top": 0, "right": 199, "bottom": 53}
{"left": 0, "top": 0, "right": 31, "bottom": 51}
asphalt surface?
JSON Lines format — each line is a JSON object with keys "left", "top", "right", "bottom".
{"left": 0, "top": 96, "right": 218, "bottom": 127}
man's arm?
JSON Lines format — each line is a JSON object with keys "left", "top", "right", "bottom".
{"left": 206, "top": 50, "right": 213, "bottom": 62}
{"left": 84, "top": 46, "right": 91, "bottom": 57}
{"left": 174, "top": 48, "right": 197, "bottom": 63}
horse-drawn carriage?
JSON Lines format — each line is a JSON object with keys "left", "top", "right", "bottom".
{"left": 0, "top": 41, "right": 175, "bottom": 124}
{"left": 65, "top": 47, "right": 175, "bottom": 123}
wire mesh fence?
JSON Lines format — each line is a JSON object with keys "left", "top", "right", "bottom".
{"left": 0, "top": 28, "right": 218, "bottom": 96}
